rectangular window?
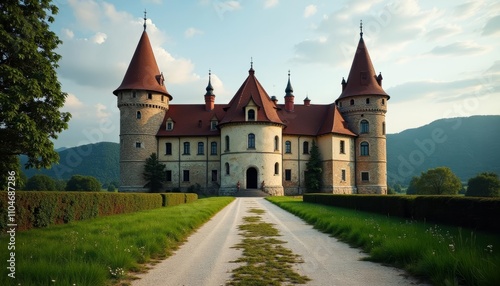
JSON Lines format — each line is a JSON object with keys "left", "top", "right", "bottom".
{"left": 303, "top": 141, "right": 309, "bottom": 154}
{"left": 211, "top": 142, "right": 217, "bottom": 155}
{"left": 341, "top": 169, "right": 346, "bottom": 181}
{"left": 285, "top": 169, "right": 292, "bottom": 181}
{"left": 285, "top": 141, "right": 291, "bottom": 154}
{"left": 197, "top": 142, "right": 204, "bottom": 155}
{"left": 166, "top": 170, "right": 172, "bottom": 181}
{"left": 147, "top": 93, "right": 152, "bottom": 100}
{"left": 135, "top": 142, "right": 142, "bottom": 148}
{"left": 183, "top": 170, "right": 190, "bottom": 182}
{"left": 361, "top": 172, "right": 369, "bottom": 181}
{"left": 165, "top": 142, "right": 172, "bottom": 155}
{"left": 340, "top": 140, "right": 345, "bottom": 154}
{"left": 211, "top": 170, "right": 217, "bottom": 182}
{"left": 167, "top": 122, "right": 173, "bottom": 130}
{"left": 211, "top": 121, "right": 217, "bottom": 130}
{"left": 183, "top": 142, "right": 190, "bottom": 155}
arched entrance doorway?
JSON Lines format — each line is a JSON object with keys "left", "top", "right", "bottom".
{"left": 246, "top": 167, "right": 258, "bottom": 189}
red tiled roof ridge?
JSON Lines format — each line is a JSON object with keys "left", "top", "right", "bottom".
{"left": 113, "top": 31, "right": 172, "bottom": 99}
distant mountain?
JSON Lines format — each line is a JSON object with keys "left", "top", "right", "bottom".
{"left": 21, "top": 142, "right": 119, "bottom": 185}
{"left": 20, "top": 116, "right": 500, "bottom": 187}
{"left": 387, "top": 115, "right": 500, "bottom": 186}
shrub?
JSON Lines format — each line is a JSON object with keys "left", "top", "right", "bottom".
{"left": 66, "top": 175, "right": 101, "bottom": 192}
{"left": 466, "top": 172, "right": 500, "bottom": 197}
{"left": 412, "top": 167, "right": 462, "bottom": 195}
{"left": 161, "top": 193, "right": 187, "bottom": 207}
{"left": 25, "top": 174, "right": 56, "bottom": 191}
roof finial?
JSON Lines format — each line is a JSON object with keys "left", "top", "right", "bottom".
{"left": 288, "top": 69, "right": 290, "bottom": 78}
{"left": 251, "top": 57, "right": 253, "bottom": 69}
{"left": 360, "top": 19, "right": 363, "bottom": 38}
{"left": 143, "top": 9, "right": 147, "bottom": 31}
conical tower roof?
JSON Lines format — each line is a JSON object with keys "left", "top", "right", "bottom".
{"left": 113, "top": 31, "right": 172, "bottom": 99}
{"left": 219, "top": 66, "right": 283, "bottom": 125}
{"left": 337, "top": 33, "right": 388, "bottom": 101}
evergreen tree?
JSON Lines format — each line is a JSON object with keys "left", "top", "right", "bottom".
{"left": 305, "top": 141, "right": 322, "bottom": 192}
{"left": 143, "top": 153, "right": 166, "bottom": 193}
{"left": 0, "top": 1, "right": 71, "bottom": 173}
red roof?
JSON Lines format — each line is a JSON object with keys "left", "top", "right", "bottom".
{"left": 219, "top": 68, "right": 284, "bottom": 126}
{"left": 113, "top": 31, "right": 172, "bottom": 99}
{"left": 156, "top": 105, "right": 226, "bottom": 137}
{"left": 337, "top": 37, "right": 388, "bottom": 101}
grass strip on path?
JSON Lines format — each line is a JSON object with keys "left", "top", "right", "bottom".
{"left": 227, "top": 208, "right": 310, "bottom": 286}
{"left": 267, "top": 196, "right": 500, "bottom": 286}
{"left": 0, "top": 197, "right": 234, "bottom": 286}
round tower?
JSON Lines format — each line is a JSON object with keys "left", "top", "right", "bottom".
{"left": 335, "top": 23, "right": 389, "bottom": 194}
{"left": 113, "top": 19, "right": 172, "bottom": 192}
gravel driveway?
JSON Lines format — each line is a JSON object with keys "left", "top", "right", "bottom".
{"left": 132, "top": 198, "right": 427, "bottom": 286}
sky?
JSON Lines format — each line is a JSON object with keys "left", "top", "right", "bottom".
{"left": 49, "top": 0, "right": 500, "bottom": 148}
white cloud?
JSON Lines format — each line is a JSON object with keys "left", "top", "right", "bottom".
{"left": 185, "top": 27, "right": 203, "bottom": 38}
{"left": 62, "top": 28, "right": 74, "bottom": 39}
{"left": 264, "top": 0, "right": 278, "bottom": 9}
{"left": 68, "top": 0, "right": 101, "bottom": 31}
{"left": 64, "top": 93, "right": 84, "bottom": 109}
{"left": 304, "top": 5, "right": 317, "bottom": 18}
{"left": 427, "top": 41, "right": 488, "bottom": 56}
{"left": 425, "top": 24, "right": 461, "bottom": 41}
{"left": 482, "top": 15, "right": 500, "bottom": 36}
{"left": 92, "top": 32, "right": 107, "bottom": 44}
{"left": 95, "top": 103, "right": 110, "bottom": 119}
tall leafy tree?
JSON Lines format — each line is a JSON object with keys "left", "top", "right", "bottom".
{"left": 25, "top": 174, "right": 56, "bottom": 191}
{"left": 466, "top": 172, "right": 500, "bottom": 197}
{"left": 305, "top": 140, "right": 322, "bottom": 192}
{"left": 143, "top": 153, "right": 166, "bottom": 193}
{"left": 415, "top": 167, "right": 462, "bottom": 195}
{"left": 0, "top": 1, "right": 71, "bottom": 173}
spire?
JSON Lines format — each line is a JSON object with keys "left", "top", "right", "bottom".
{"left": 205, "top": 69, "right": 214, "bottom": 96}
{"left": 113, "top": 27, "right": 172, "bottom": 99}
{"left": 249, "top": 57, "right": 255, "bottom": 74}
{"left": 360, "top": 19, "right": 363, "bottom": 38}
{"left": 143, "top": 9, "right": 147, "bottom": 31}
{"left": 336, "top": 25, "right": 388, "bottom": 101}
{"left": 285, "top": 70, "right": 294, "bottom": 96}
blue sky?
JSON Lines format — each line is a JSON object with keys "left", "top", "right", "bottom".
{"left": 50, "top": 0, "right": 500, "bottom": 148}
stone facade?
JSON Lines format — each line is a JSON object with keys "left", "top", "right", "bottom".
{"left": 114, "top": 27, "right": 389, "bottom": 196}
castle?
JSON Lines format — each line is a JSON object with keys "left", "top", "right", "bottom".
{"left": 113, "top": 21, "right": 389, "bottom": 196}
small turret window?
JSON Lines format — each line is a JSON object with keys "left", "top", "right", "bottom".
{"left": 382, "top": 122, "right": 386, "bottom": 135}
{"left": 381, "top": 99, "right": 385, "bottom": 105}
{"left": 274, "top": 136, "right": 279, "bottom": 151}
{"left": 225, "top": 162, "right": 230, "bottom": 175}
{"left": 360, "top": 141, "right": 369, "bottom": 156}
{"left": 360, "top": 120, "right": 369, "bottom": 134}
{"left": 136, "top": 111, "right": 141, "bottom": 119}
{"left": 274, "top": 163, "right": 279, "bottom": 175}
{"left": 132, "top": 91, "right": 137, "bottom": 98}
{"left": 361, "top": 172, "right": 370, "bottom": 181}
{"left": 350, "top": 99, "right": 354, "bottom": 105}
{"left": 366, "top": 98, "right": 370, "bottom": 104}
{"left": 248, "top": 109, "right": 255, "bottom": 121}
{"left": 148, "top": 93, "right": 152, "bottom": 100}
{"left": 248, "top": 133, "right": 255, "bottom": 149}
{"left": 225, "top": 136, "right": 230, "bottom": 152}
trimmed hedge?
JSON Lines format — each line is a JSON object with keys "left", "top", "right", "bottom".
{"left": 160, "top": 193, "right": 198, "bottom": 207}
{"left": 303, "top": 194, "right": 500, "bottom": 233}
{"left": 0, "top": 191, "right": 163, "bottom": 232}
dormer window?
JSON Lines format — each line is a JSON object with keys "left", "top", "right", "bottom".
{"left": 166, "top": 118, "right": 174, "bottom": 131}
{"left": 247, "top": 109, "right": 255, "bottom": 121}
{"left": 211, "top": 120, "right": 218, "bottom": 130}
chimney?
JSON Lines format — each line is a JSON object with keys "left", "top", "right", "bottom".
{"left": 271, "top": 95, "right": 278, "bottom": 105}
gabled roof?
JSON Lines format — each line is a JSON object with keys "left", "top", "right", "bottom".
{"left": 337, "top": 36, "right": 388, "bottom": 101}
{"left": 113, "top": 31, "right": 172, "bottom": 99}
{"left": 219, "top": 67, "right": 284, "bottom": 126}
{"left": 277, "top": 104, "right": 356, "bottom": 137}
{"left": 156, "top": 105, "right": 226, "bottom": 137}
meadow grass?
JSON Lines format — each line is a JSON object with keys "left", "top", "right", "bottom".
{"left": 0, "top": 197, "right": 234, "bottom": 286}
{"left": 267, "top": 196, "right": 500, "bottom": 286}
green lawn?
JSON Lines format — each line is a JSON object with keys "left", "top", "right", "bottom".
{"left": 0, "top": 197, "right": 234, "bottom": 286}
{"left": 267, "top": 196, "right": 500, "bottom": 286}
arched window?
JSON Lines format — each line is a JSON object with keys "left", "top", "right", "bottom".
{"left": 285, "top": 141, "right": 292, "bottom": 153}
{"left": 274, "top": 136, "right": 279, "bottom": 151}
{"left": 350, "top": 99, "right": 354, "bottom": 105}
{"left": 274, "top": 162, "right": 279, "bottom": 175}
{"left": 366, "top": 98, "right": 370, "bottom": 104}
{"left": 225, "top": 136, "right": 230, "bottom": 152}
{"left": 136, "top": 111, "right": 141, "bottom": 119}
{"left": 381, "top": 98, "right": 385, "bottom": 105}
{"left": 210, "top": 142, "right": 217, "bottom": 155}
{"left": 248, "top": 109, "right": 255, "bottom": 121}
{"left": 248, "top": 133, "right": 255, "bottom": 149}
{"left": 360, "top": 119, "right": 369, "bottom": 134}
{"left": 303, "top": 141, "right": 309, "bottom": 154}
{"left": 360, "top": 141, "right": 369, "bottom": 156}
{"left": 225, "top": 162, "right": 230, "bottom": 175}
{"left": 197, "top": 142, "right": 204, "bottom": 155}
